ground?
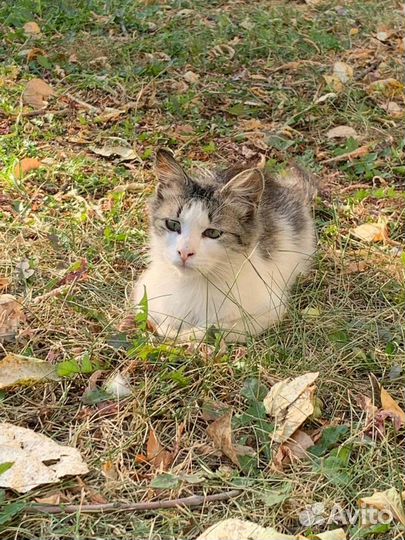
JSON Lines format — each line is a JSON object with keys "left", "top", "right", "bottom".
{"left": 0, "top": 0, "right": 404, "bottom": 539}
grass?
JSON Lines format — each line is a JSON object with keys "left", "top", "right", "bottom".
{"left": 0, "top": 0, "right": 404, "bottom": 538}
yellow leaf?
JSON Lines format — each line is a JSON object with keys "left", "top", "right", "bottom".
{"left": 380, "top": 386, "right": 405, "bottom": 425}
{"left": 323, "top": 75, "right": 344, "bottom": 93}
{"left": 367, "top": 78, "right": 404, "bottom": 97}
{"left": 359, "top": 487, "right": 405, "bottom": 525}
{"left": 23, "top": 78, "right": 54, "bottom": 109}
{"left": 309, "top": 530, "right": 347, "bottom": 540}
{"left": 0, "top": 353, "right": 59, "bottom": 389}
{"left": 14, "top": 157, "right": 42, "bottom": 178}
{"left": 23, "top": 21, "right": 41, "bottom": 36}
{"left": 351, "top": 222, "right": 389, "bottom": 243}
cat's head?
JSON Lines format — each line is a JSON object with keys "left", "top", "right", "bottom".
{"left": 149, "top": 149, "right": 264, "bottom": 274}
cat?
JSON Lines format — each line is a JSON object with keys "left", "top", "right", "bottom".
{"left": 131, "top": 149, "right": 317, "bottom": 343}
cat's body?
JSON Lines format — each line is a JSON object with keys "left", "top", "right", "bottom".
{"left": 132, "top": 150, "right": 317, "bottom": 343}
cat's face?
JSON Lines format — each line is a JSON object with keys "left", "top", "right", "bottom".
{"left": 149, "top": 150, "right": 264, "bottom": 274}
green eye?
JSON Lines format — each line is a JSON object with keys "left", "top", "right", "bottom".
{"left": 203, "top": 228, "right": 222, "bottom": 239}
{"left": 165, "top": 219, "right": 181, "bottom": 233}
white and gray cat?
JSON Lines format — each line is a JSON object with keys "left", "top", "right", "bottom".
{"left": 132, "top": 149, "right": 317, "bottom": 343}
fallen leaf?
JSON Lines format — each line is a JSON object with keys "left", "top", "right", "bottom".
{"left": 23, "top": 21, "right": 41, "bottom": 36}
{"left": 15, "top": 259, "right": 35, "bottom": 279}
{"left": 274, "top": 429, "right": 315, "bottom": 469}
{"left": 26, "top": 47, "right": 45, "bottom": 61}
{"left": 380, "top": 386, "right": 405, "bottom": 426}
{"left": 0, "top": 277, "right": 11, "bottom": 292}
{"left": 333, "top": 61, "right": 354, "bottom": 83}
{"left": 23, "top": 78, "right": 54, "bottom": 109}
{"left": 196, "top": 518, "right": 346, "bottom": 540}
{"left": 206, "top": 409, "right": 240, "bottom": 467}
{"left": 326, "top": 126, "right": 358, "bottom": 139}
{"left": 0, "top": 353, "right": 59, "bottom": 389}
{"left": 58, "top": 259, "right": 88, "bottom": 285}
{"left": 183, "top": 70, "right": 199, "bottom": 84}
{"left": 101, "top": 460, "right": 119, "bottom": 481}
{"left": 104, "top": 372, "right": 132, "bottom": 399}
{"left": 146, "top": 428, "right": 174, "bottom": 471}
{"left": 383, "top": 101, "right": 404, "bottom": 118}
{"left": 351, "top": 222, "right": 389, "bottom": 243}
{"left": 14, "top": 157, "right": 42, "bottom": 178}
{"left": 343, "top": 261, "right": 368, "bottom": 274}
{"left": 89, "top": 143, "right": 137, "bottom": 160}
{"left": 201, "top": 399, "right": 231, "bottom": 422}
{"left": 35, "top": 493, "right": 62, "bottom": 505}
{"left": 0, "top": 295, "right": 25, "bottom": 343}
{"left": 359, "top": 487, "right": 405, "bottom": 525}
{"left": 150, "top": 472, "right": 180, "bottom": 489}
{"left": 0, "top": 422, "right": 88, "bottom": 493}
{"left": 367, "top": 78, "right": 404, "bottom": 97}
{"left": 264, "top": 372, "right": 319, "bottom": 444}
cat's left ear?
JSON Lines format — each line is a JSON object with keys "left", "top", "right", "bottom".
{"left": 155, "top": 149, "right": 188, "bottom": 196}
{"left": 220, "top": 168, "right": 264, "bottom": 207}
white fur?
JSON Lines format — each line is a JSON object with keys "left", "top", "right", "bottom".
{"left": 133, "top": 201, "right": 315, "bottom": 343}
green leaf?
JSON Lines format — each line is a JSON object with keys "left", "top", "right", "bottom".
{"left": 260, "top": 482, "right": 292, "bottom": 507}
{"left": 56, "top": 356, "right": 102, "bottom": 378}
{"left": 135, "top": 288, "right": 149, "bottom": 332}
{"left": 241, "top": 378, "right": 269, "bottom": 402}
{"left": 150, "top": 473, "right": 180, "bottom": 490}
{"left": 0, "top": 501, "right": 27, "bottom": 526}
{"left": 0, "top": 462, "right": 14, "bottom": 475}
{"left": 309, "top": 426, "right": 349, "bottom": 457}
{"left": 82, "top": 388, "right": 111, "bottom": 405}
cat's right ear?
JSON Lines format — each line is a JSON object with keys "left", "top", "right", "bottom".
{"left": 155, "top": 149, "right": 188, "bottom": 197}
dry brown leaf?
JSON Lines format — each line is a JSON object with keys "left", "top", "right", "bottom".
{"left": 351, "top": 222, "right": 389, "bottom": 243}
{"left": 89, "top": 143, "right": 137, "bottom": 161}
{"left": 0, "top": 277, "right": 11, "bottom": 292}
{"left": 0, "top": 422, "right": 88, "bottom": 493}
{"left": 23, "top": 78, "right": 54, "bottom": 109}
{"left": 264, "top": 372, "right": 319, "bottom": 444}
{"left": 183, "top": 70, "right": 199, "bottom": 84}
{"left": 23, "top": 21, "right": 41, "bottom": 36}
{"left": 206, "top": 409, "right": 240, "bottom": 467}
{"left": 146, "top": 428, "right": 174, "bottom": 471}
{"left": 343, "top": 261, "right": 368, "bottom": 274}
{"left": 197, "top": 519, "right": 346, "bottom": 540}
{"left": 333, "top": 61, "right": 353, "bottom": 83}
{"left": 26, "top": 47, "right": 45, "bottom": 61}
{"left": 35, "top": 493, "right": 62, "bottom": 505}
{"left": 14, "top": 157, "right": 42, "bottom": 178}
{"left": 0, "top": 353, "right": 59, "bottom": 389}
{"left": 0, "top": 294, "right": 25, "bottom": 343}
{"left": 101, "top": 460, "right": 119, "bottom": 481}
{"left": 359, "top": 487, "right": 405, "bottom": 525}
{"left": 274, "top": 429, "right": 315, "bottom": 469}
{"left": 326, "top": 125, "right": 358, "bottom": 139}
{"left": 380, "top": 386, "right": 405, "bottom": 426}
{"left": 383, "top": 101, "right": 404, "bottom": 118}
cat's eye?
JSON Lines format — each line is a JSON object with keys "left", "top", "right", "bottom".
{"left": 203, "top": 228, "right": 222, "bottom": 239}
{"left": 165, "top": 219, "right": 181, "bottom": 233}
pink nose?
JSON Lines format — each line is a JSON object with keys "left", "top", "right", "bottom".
{"left": 177, "top": 249, "right": 195, "bottom": 263}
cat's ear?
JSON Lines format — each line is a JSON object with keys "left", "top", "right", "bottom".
{"left": 155, "top": 149, "right": 188, "bottom": 196}
{"left": 220, "top": 168, "right": 264, "bottom": 207}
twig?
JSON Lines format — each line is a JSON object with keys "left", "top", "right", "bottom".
{"left": 28, "top": 489, "right": 241, "bottom": 514}
{"left": 32, "top": 285, "right": 71, "bottom": 304}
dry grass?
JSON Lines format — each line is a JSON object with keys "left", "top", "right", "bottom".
{"left": 1, "top": 0, "right": 404, "bottom": 538}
